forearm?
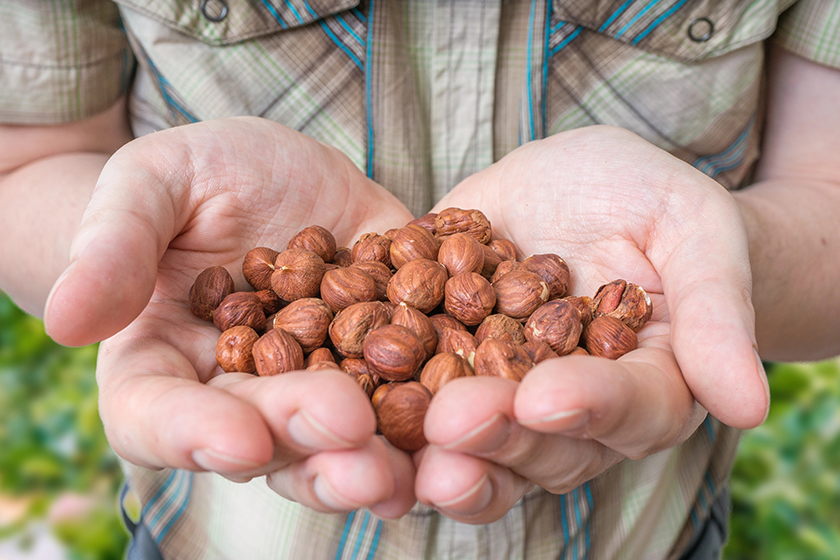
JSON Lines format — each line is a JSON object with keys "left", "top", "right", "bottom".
{"left": 735, "top": 179, "right": 840, "bottom": 361}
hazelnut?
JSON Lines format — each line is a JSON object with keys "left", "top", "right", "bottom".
{"left": 521, "top": 340, "right": 558, "bottom": 364}
{"left": 390, "top": 303, "right": 438, "bottom": 359}
{"left": 215, "top": 326, "right": 259, "bottom": 373}
{"left": 242, "top": 247, "right": 280, "bottom": 291}
{"left": 383, "top": 228, "right": 400, "bottom": 241}
{"left": 435, "top": 328, "right": 477, "bottom": 367}
{"left": 480, "top": 245, "right": 502, "bottom": 279}
{"left": 443, "top": 272, "right": 496, "bottom": 326}
{"left": 564, "top": 296, "right": 594, "bottom": 329}
{"left": 333, "top": 247, "right": 353, "bottom": 268}
{"left": 328, "top": 301, "right": 392, "bottom": 358}
{"left": 437, "top": 233, "right": 485, "bottom": 277}
{"left": 351, "top": 233, "right": 392, "bottom": 268}
{"left": 253, "top": 328, "right": 305, "bottom": 376}
{"left": 320, "top": 267, "right": 377, "bottom": 313}
{"left": 387, "top": 259, "right": 448, "bottom": 314}
{"left": 524, "top": 300, "right": 582, "bottom": 356}
{"left": 568, "top": 347, "right": 590, "bottom": 356}
{"left": 287, "top": 225, "right": 336, "bottom": 263}
{"left": 372, "top": 381, "right": 431, "bottom": 451}
{"left": 270, "top": 248, "right": 326, "bottom": 301}
{"left": 189, "top": 266, "right": 235, "bottom": 321}
{"left": 582, "top": 316, "right": 638, "bottom": 360}
{"left": 434, "top": 207, "right": 492, "bottom": 244}
{"left": 256, "top": 289, "right": 285, "bottom": 315}
{"left": 213, "top": 292, "right": 266, "bottom": 332}
{"left": 408, "top": 212, "right": 438, "bottom": 235}
{"left": 269, "top": 298, "right": 333, "bottom": 353}
{"left": 473, "top": 338, "right": 533, "bottom": 382}
{"left": 390, "top": 224, "right": 439, "bottom": 269}
{"left": 490, "top": 260, "right": 522, "bottom": 283}
{"left": 363, "top": 324, "right": 426, "bottom": 382}
{"left": 488, "top": 238, "right": 517, "bottom": 262}
{"left": 306, "top": 361, "right": 342, "bottom": 372}
{"left": 592, "top": 279, "right": 653, "bottom": 332}
{"left": 428, "top": 313, "right": 468, "bottom": 339}
{"left": 349, "top": 261, "right": 393, "bottom": 301}
{"left": 420, "top": 352, "right": 474, "bottom": 395}
{"left": 340, "top": 358, "right": 380, "bottom": 397}
{"left": 474, "top": 313, "right": 526, "bottom": 345}
{"left": 305, "top": 347, "right": 337, "bottom": 367}
{"left": 492, "top": 270, "right": 550, "bottom": 320}
{"left": 521, "top": 254, "right": 571, "bottom": 300}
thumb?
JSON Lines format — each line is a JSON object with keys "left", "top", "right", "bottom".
{"left": 656, "top": 177, "right": 769, "bottom": 429}
{"left": 44, "top": 142, "right": 187, "bottom": 347}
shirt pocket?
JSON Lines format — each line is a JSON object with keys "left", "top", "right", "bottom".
{"left": 543, "top": 0, "right": 785, "bottom": 188}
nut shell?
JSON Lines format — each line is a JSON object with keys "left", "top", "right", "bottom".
{"left": 305, "top": 347, "right": 337, "bottom": 367}
{"left": 269, "top": 298, "right": 334, "bottom": 353}
{"left": 521, "top": 254, "right": 571, "bottom": 300}
{"left": 521, "top": 340, "right": 558, "bottom": 364}
{"left": 386, "top": 258, "right": 448, "bottom": 314}
{"left": 373, "top": 381, "right": 431, "bottom": 451}
{"left": 189, "top": 266, "right": 236, "bottom": 321}
{"left": 492, "top": 270, "right": 550, "bottom": 320}
{"left": 390, "top": 303, "right": 438, "bottom": 359}
{"left": 390, "top": 224, "right": 440, "bottom": 269}
{"left": 213, "top": 292, "right": 266, "bottom": 332}
{"left": 320, "top": 266, "right": 377, "bottom": 313}
{"left": 524, "top": 300, "right": 583, "bottom": 355}
{"left": 474, "top": 313, "right": 526, "bottom": 345}
{"left": 473, "top": 338, "right": 533, "bottom": 381}
{"left": 252, "top": 328, "right": 305, "bottom": 376}
{"left": 270, "top": 248, "right": 326, "bottom": 301}
{"left": 489, "top": 260, "right": 522, "bottom": 283}
{"left": 480, "top": 245, "right": 502, "bottom": 279}
{"left": 349, "top": 261, "right": 393, "bottom": 301}
{"left": 363, "top": 324, "right": 426, "bottom": 382}
{"left": 564, "top": 296, "right": 594, "bottom": 329}
{"left": 351, "top": 233, "right": 392, "bottom": 268}
{"left": 328, "top": 301, "right": 392, "bottom": 358}
{"left": 437, "top": 233, "right": 485, "bottom": 277}
{"left": 216, "top": 326, "right": 260, "bottom": 373}
{"left": 333, "top": 247, "right": 353, "bottom": 268}
{"left": 443, "top": 272, "right": 496, "bottom": 326}
{"left": 592, "top": 279, "right": 653, "bottom": 332}
{"left": 434, "top": 207, "right": 492, "bottom": 244}
{"left": 581, "top": 316, "right": 638, "bottom": 360}
{"left": 436, "top": 328, "right": 478, "bottom": 365}
{"left": 408, "top": 212, "right": 438, "bottom": 235}
{"left": 488, "top": 238, "right": 517, "bottom": 262}
{"left": 287, "top": 225, "right": 336, "bottom": 263}
{"left": 428, "top": 314, "right": 468, "bottom": 339}
{"left": 420, "top": 352, "right": 474, "bottom": 395}
{"left": 242, "top": 248, "right": 279, "bottom": 291}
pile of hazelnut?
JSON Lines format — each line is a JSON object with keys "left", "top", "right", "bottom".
{"left": 188, "top": 208, "right": 652, "bottom": 452}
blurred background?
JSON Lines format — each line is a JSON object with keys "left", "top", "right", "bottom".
{"left": 0, "top": 291, "right": 838, "bottom": 560}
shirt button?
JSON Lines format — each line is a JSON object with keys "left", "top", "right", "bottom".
{"left": 688, "top": 17, "right": 714, "bottom": 42}
{"left": 201, "top": 0, "right": 229, "bottom": 22}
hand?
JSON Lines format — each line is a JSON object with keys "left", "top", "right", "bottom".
{"left": 43, "top": 117, "right": 417, "bottom": 518}
{"left": 415, "top": 125, "right": 769, "bottom": 523}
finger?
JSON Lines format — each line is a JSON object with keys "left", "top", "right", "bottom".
{"left": 653, "top": 173, "right": 769, "bottom": 428}
{"left": 368, "top": 438, "right": 418, "bottom": 519}
{"left": 415, "top": 445, "right": 533, "bottom": 524}
{"left": 265, "top": 437, "right": 396, "bottom": 513}
{"left": 424, "top": 376, "right": 621, "bottom": 492}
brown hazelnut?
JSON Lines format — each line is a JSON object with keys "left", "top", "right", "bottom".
{"left": 564, "top": 296, "right": 594, "bottom": 329}
{"left": 340, "top": 358, "right": 380, "bottom": 397}
{"left": 213, "top": 292, "right": 266, "bottom": 332}
{"left": 492, "top": 270, "right": 550, "bottom": 320}
{"left": 372, "top": 381, "right": 431, "bottom": 451}
{"left": 428, "top": 313, "right": 468, "bottom": 339}
{"left": 474, "top": 313, "right": 526, "bottom": 345}
{"left": 242, "top": 248, "right": 280, "bottom": 291}
{"left": 189, "top": 266, "right": 235, "bottom": 321}
{"left": 436, "top": 328, "right": 477, "bottom": 366}
{"left": 306, "top": 360, "right": 342, "bottom": 372}
{"left": 269, "top": 298, "right": 333, "bottom": 353}
{"left": 320, "top": 267, "right": 377, "bottom": 313}
{"left": 443, "top": 272, "right": 496, "bottom": 326}
{"left": 349, "top": 261, "right": 393, "bottom": 301}
{"left": 437, "top": 233, "right": 485, "bottom": 277}
{"left": 480, "top": 245, "right": 502, "bottom": 279}
{"left": 490, "top": 260, "right": 522, "bottom": 283}
{"left": 363, "top": 324, "right": 426, "bottom": 382}
{"left": 592, "top": 279, "right": 653, "bottom": 332}
{"left": 305, "top": 347, "right": 337, "bottom": 367}
{"left": 420, "top": 352, "right": 474, "bottom": 395}
{"left": 351, "top": 233, "right": 392, "bottom": 268}
{"left": 390, "top": 224, "right": 439, "bottom": 269}
{"left": 252, "top": 328, "right": 305, "bottom": 376}
{"left": 524, "top": 300, "right": 583, "bottom": 356}
{"left": 270, "top": 248, "right": 326, "bottom": 301}
{"left": 521, "top": 254, "right": 571, "bottom": 300}
{"left": 408, "top": 212, "right": 438, "bottom": 235}
{"left": 521, "top": 340, "right": 558, "bottom": 364}
{"left": 568, "top": 347, "right": 590, "bottom": 356}
{"left": 386, "top": 258, "right": 448, "bottom": 314}
{"left": 256, "top": 289, "right": 285, "bottom": 315}
{"left": 333, "top": 247, "right": 353, "bottom": 268}
{"left": 328, "top": 301, "right": 392, "bottom": 358}
{"left": 216, "top": 326, "right": 259, "bottom": 373}
{"left": 287, "top": 225, "right": 336, "bottom": 263}
{"left": 383, "top": 228, "right": 400, "bottom": 241}
{"left": 434, "top": 207, "right": 492, "bottom": 244}
{"left": 473, "top": 338, "right": 533, "bottom": 382}
{"left": 488, "top": 238, "right": 518, "bottom": 262}
{"left": 390, "top": 303, "right": 438, "bottom": 359}
{"left": 582, "top": 316, "right": 638, "bottom": 360}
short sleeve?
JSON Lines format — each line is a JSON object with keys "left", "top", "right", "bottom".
{"left": 0, "top": 0, "right": 134, "bottom": 124}
{"left": 773, "top": 0, "right": 840, "bottom": 69}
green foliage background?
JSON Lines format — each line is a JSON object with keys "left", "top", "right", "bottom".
{"left": 0, "top": 292, "right": 838, "bottom": 559}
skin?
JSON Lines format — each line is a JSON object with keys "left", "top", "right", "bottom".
{"left": 0, "top": 46, "right": 838, "bottom": 523}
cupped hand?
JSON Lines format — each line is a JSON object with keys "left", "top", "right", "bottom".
{"left": 416, "top": 125, "right": 769, "bottom": 523}
{"left": 43, "top": 117, "right": 416, "bottom": 518}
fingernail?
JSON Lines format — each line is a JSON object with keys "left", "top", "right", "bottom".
{"left": 518, "top": 408, "right": 589, "bottom": 432}
{"left": 433, "top": 474, "right": 493, "bottom": 515}
{"left": 288, "top": 409, "right": 352, "bottom": 450}
{"left": 192, "top": 448, "right": 262, "bottom": 474}
{"left": 443, "top": 413, "right": 511, "bottom": 454}
{"left": 313, "top": 474, "right": 361, "bottom": 511}
{"left": 754, "top": 347, "right": 770, "bottom": 423}
{"left": 43, "top": 260, "right": 78, "bottom": 329}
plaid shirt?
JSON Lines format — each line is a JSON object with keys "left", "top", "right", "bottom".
{"left": 3, "top": 1, "right": 839, "bottom": 558}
